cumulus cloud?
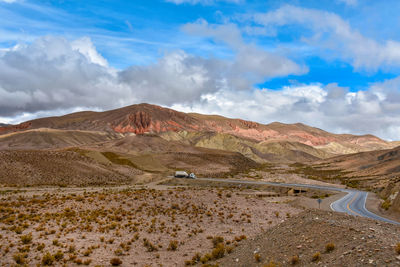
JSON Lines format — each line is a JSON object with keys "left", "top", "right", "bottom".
{"left": 2, "top": 35, "right": 400, "bottom": 140}
{"left": 0, "top": 36, "right": 134, "bottom": 116}
{"left": 0, "top": 36, "right": 227, "bottom": 115}
{"left": 172, "top": 81, "right": 400, "bottom": 140}
{"left": 119, "top": 51, "right": 227, "bottom": 105}
{"left": 166, "top": 0, "right": 241, "bottom": 5}
{"left": 251, "top": 5, "right": 400, "bottom": 71}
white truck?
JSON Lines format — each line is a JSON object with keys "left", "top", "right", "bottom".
{"left": 174, "top": 171, "right": 196, "bottom": 179}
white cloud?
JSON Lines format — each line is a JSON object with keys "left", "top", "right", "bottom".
{"left": 182, "top": 20, "right": 307, "bottom": 90}
{"left": 166, "top": 0, "right": 241, "bottom": 5}
{"left": 251, "top": 5, "right": 400, "bottom": 71}
{"left": 0, "top": 0, "right": 18, "bottom": 3}
{"left": 2, "top": 35, "right": 400, "bottom": 141}
{"left": 71, "top": 37, "right": 108, "bottom": 67}
{"left": 0, "top": 36, "right": 134, "bottom": 116}
{"left": 172, "top": 81, "right": 400, "bottom": 140}
{"left": 0, "top": 36, "right": 226, "bottom": 115}
{"left": 119, "top": 50, "right": 226, "bottom": 105}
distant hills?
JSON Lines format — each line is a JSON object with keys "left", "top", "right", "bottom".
{"left": 0, "top": 103, "right": 396, "bottom": 162}
{"left": 1, "top": 103, "right": 399, "bottom": 205}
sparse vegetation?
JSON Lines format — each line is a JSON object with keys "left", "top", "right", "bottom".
{"left": 211, "top": 243, "right": 225, "bottom": 259}
{"left": 167, "top": 240, "right": 178, "bottom": 251}
{"left": 290, "top": 255, "right": 299, "bottom": 265}
{"left": 0, "top": 183, "right": 299, "bottom": 266}
{"left": 311, "top": 251, "right": 321, "bottom": 262}
{"left": 110, "top": 257, "right": 122, "bottom": 266}
{"left": 41, "top": 252, "right": 55, "bottom": 266}
{"left": 381, "top": 199, "right": 391, "bottom": 210}
{"left": 20, "top": 233, "right": 32, "bottom": 244}
{"left": 396, "top": 243, "right": 400, "bottom": 254}
{"left": 13, "top": 252, "right": 27, "bottom": 264}
{"left": 325, "top": 243, "right": 335, "bottom": 253}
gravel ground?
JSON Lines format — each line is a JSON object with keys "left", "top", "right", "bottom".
{"left": 217, "top": 209, "right": 400, "bottom": 267}
{"left": 0, "top": 186, "right": 300, "bottom": 266}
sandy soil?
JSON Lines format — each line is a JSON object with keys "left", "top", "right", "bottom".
{"left": 0, "top": 186, "right": 301, "bottom": 266}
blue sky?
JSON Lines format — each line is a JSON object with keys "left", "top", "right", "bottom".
{"left": 1, "top": 0, "right": 400, "bottom": 140}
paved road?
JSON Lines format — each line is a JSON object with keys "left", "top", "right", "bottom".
{"left": 196, "top": 178, "right": 400, "bottom": 225}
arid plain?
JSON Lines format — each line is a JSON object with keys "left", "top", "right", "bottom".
{"left": 1, "top": 104, "right": 400, "bottom": 266}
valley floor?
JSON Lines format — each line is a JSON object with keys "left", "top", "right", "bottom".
{"left": 0, "top": 181, "right": 300, "bottom": 266}
{"left": 1, "top": 178, "right": 399, "bottom": 266}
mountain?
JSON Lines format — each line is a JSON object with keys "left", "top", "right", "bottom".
{"left": 0, "top": 103, "right": 394, "bottom": 156}
{"left": 0, "top": 128, "right": 123, "bottom": 150}
{"left": 0, "top": 123, "right": 9, "bottom": 127}
{"left": 1, "top": 103, "right": 399, "bottom": 187}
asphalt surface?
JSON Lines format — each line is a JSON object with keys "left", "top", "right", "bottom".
{"left": 196, "top": 178, "right": 400, "bottom": 225}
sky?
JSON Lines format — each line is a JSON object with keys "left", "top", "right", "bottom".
{"left": 1, "top": 0, "right": 400, "bottom": 140}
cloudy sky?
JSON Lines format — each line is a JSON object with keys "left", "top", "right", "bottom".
{"left": 1, "top": 0, "right": 400, "bottom": 140}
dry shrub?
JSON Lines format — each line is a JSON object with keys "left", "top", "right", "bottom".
{"left": 41, "top": 252, "right": 55, "bottom": 266}
{"left": 211, "top": 243, "right": 225, "bottom": 259}
{"left": 13, "top": 253, "right": 27, "bottom": 264}
{"left": 312, "top": 251, "right": 321, "bottom": 262}
{"left": 20, "top": 233, "right": 32, "bottom": 244}
{"left": 396, "top": 243, "right": 400, "bottom": 254}
{"left": 325, "top": 243, "right": 335, "bottom": 253}
{"left": 290, "top": 255, "right": 299, "bottom": 265}
{"left": 167, "top": 240, "right": 178, "bottom": 251}
{"left": 110, "top": 258, "right": 122, "bottom": 266}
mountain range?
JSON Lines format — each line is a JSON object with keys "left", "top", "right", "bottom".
{"left": 0, "top": 103, "right": 396, "bottom": 160}
{"left": 1, "top": 103, "right": 399, "bottom": 210}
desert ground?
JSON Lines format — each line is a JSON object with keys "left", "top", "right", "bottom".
{"left": 1, "top": 104, "right": 400, "bottom": 266}
{"left": 1, "top": 177, "right": 399, "bottom": 267}
{"left": 0, "top": 179, "right": 303, "bottom": 266}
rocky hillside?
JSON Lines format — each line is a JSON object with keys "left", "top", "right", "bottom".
{"left": 0, "top": 134, "right": 259, "bottom": 186}
{"left": 217, "top": 209, "right": 400, "bottom": 266}
{"left": 0, "top": 103, "right": 395, "bottom": 155}
{"left": 312, "top": 146, "right": 400, "bottom": 213}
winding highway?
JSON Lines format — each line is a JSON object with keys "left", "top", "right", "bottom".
{"left": 196, "top": 178, "right": 400, "bottom": 225}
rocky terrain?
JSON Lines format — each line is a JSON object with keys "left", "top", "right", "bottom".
{"left": 0, "top": 184, "right": 301, "bottom": 266}
{"left": 218, "top": 209, "right": 400, "bottom": 267}
{"left": 0, "top": 150, "right": 142, "bottom": 186}
{"left": 1, "top": 103, "right": 399, "bottom": 215}
{"left": 0, "top": 146, "right": 258, "bottom": 186}
{"left": 309, "top": 146, "right": 400, "bottom": 214}
{"left": 1, "top": 103, "right": 400, "bottom": 267}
